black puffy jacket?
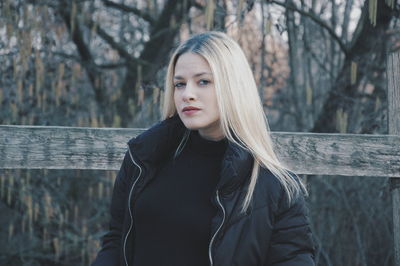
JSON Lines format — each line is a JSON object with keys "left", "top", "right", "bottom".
{"left": 91, "top": 115, "right": 315, "bottom": 266}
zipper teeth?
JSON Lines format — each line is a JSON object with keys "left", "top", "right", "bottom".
{"left": 123, "top": 145, "right": 142, "bottom": 266}
{"left": 208, "top": 190, "right": 226, "bottom": 266}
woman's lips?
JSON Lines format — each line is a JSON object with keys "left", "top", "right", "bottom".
{"left": 182, "top": 109, "right": 200, "bottom": 115}
{"left": 182, "top": 106, "right": 201, "bottom": 115}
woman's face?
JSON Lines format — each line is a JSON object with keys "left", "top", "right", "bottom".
{"left": 173, "top": 53, "right": 223, "bottom": 141}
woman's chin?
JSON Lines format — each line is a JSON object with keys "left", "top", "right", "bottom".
{"left": 182, "top": 122, "right": 202, "bottom": 131}
{"left": 178, "top": 117, "right": 202, "bottom": 130}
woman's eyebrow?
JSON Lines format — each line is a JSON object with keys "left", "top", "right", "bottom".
{"left": 174, "top": 72, "right": 212, "bottom": 80}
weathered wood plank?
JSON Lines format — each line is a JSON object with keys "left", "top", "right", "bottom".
{"left": 0, "top": 125, "right": 145, "bottom": 171}
{"left": 1, "top": 125, "right": 399, "bottom": 177}
{"left": 388, "top": 51, "right": 400, "bottom": 266}
{"left": 271, "top": 132, "right": 400, "bottom": 177}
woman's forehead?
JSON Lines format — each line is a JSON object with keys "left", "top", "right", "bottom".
{"left": 174, "top": 53, "right": 212, "bottom": 78}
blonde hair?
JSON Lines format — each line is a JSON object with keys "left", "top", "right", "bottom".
{"left": 162, "top": 31, "right": 307, "bottom": 212}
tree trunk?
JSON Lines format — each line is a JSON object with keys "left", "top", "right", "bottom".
{"left": 312, "top": 0, "right": 393, "bottom": 133}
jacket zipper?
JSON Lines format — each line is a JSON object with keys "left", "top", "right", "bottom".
{"left": 208, "top": 190, "right": 226, "bottom": 266}
{"left": 123, "top": 145, "right": 143, "bottom": 266}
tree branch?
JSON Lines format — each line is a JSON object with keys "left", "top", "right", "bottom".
{"left": 51, "top": 50, "right": 126, "bottom": 69}
{"left": 98, "top": 62, "right": 127, "bottom": 69}
{"left": 85, "top": 19, "right": 152, "bottom": 67}
{"left": 50, "top": 51, "right": 80, "bottom": 61}
{"left": 102, "top": 0, "right": 156, "bottom": 25}
{"left": 58, "top": 1, "right": 105, "bottom": 105}
{"left": 267, "top": 0, "right": 349, "bottom": 56}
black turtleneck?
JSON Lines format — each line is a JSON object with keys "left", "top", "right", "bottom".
{"left": 132, "top": 130, "right": 227, "bottom": 266}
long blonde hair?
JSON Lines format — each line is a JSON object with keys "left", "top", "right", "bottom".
{"left": 162, "top": 31, "right": 307, "bottom": 212}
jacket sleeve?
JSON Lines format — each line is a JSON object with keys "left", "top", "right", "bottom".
{"left": 266, "top": 191, "right": 316, "bottom": 266}
{"left": 91, "top": 150, "right": 136, "bottom": 266}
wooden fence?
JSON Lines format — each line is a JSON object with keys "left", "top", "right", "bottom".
{"left": 1, "top": 52, "right": 399, "bottom": 264}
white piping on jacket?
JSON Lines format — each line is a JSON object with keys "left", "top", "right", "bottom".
{"left": 208, "top": 190, "right": 226, "bottom": 266}
{"left": 123, "top": 145, "right": 143, "bottom": 266}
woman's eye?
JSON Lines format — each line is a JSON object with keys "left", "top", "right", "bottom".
{"left": 174, "top": 82, "right": 185, "bottom": 88}
{"left": 199, "top": 80, "right": 210, "bottom": 86}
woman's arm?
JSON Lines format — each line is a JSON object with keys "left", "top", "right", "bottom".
{"left": 91, "top": 151, "right": 136, "bottom": 266}
{"left": 266, "top": 192, "right": 316, "bottom": 266}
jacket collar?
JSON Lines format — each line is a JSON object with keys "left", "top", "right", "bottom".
{"left": 128, "top": 115, "right": 253, "bottom": 194}
{"left": 128, "top": 115, "right": 186, "bottom": 167}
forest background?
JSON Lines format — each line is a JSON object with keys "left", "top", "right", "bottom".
{"left": 0, "top": 0, "right": 399, "bottom": 265}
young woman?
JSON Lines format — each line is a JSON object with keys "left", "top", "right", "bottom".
{"left": 92, "top": 31, "right": 315, "bottom": 266}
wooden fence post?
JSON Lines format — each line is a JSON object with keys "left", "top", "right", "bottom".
{"left": 387, "top": 51, "right": 400, "bottom": 266}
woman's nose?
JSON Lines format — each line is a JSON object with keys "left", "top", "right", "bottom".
{"left": 182, "top": 83, "right": 196, "bottom": 102}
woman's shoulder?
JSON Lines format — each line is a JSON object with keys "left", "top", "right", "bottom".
{"left": 251, "top": 167, "right": 283, "bottom": 210}
{"left": 257, "top": 167, "right": 283, "bottom": 192}
{"left": 255, "top": 167, "right": 306, "bottom": 212}
{"left": 257, "top": 167, "right": 300, "bottom": 193}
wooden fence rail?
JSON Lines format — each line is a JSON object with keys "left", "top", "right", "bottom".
{"left": 0, "top": 125, "right": 399, "bottom": 176}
